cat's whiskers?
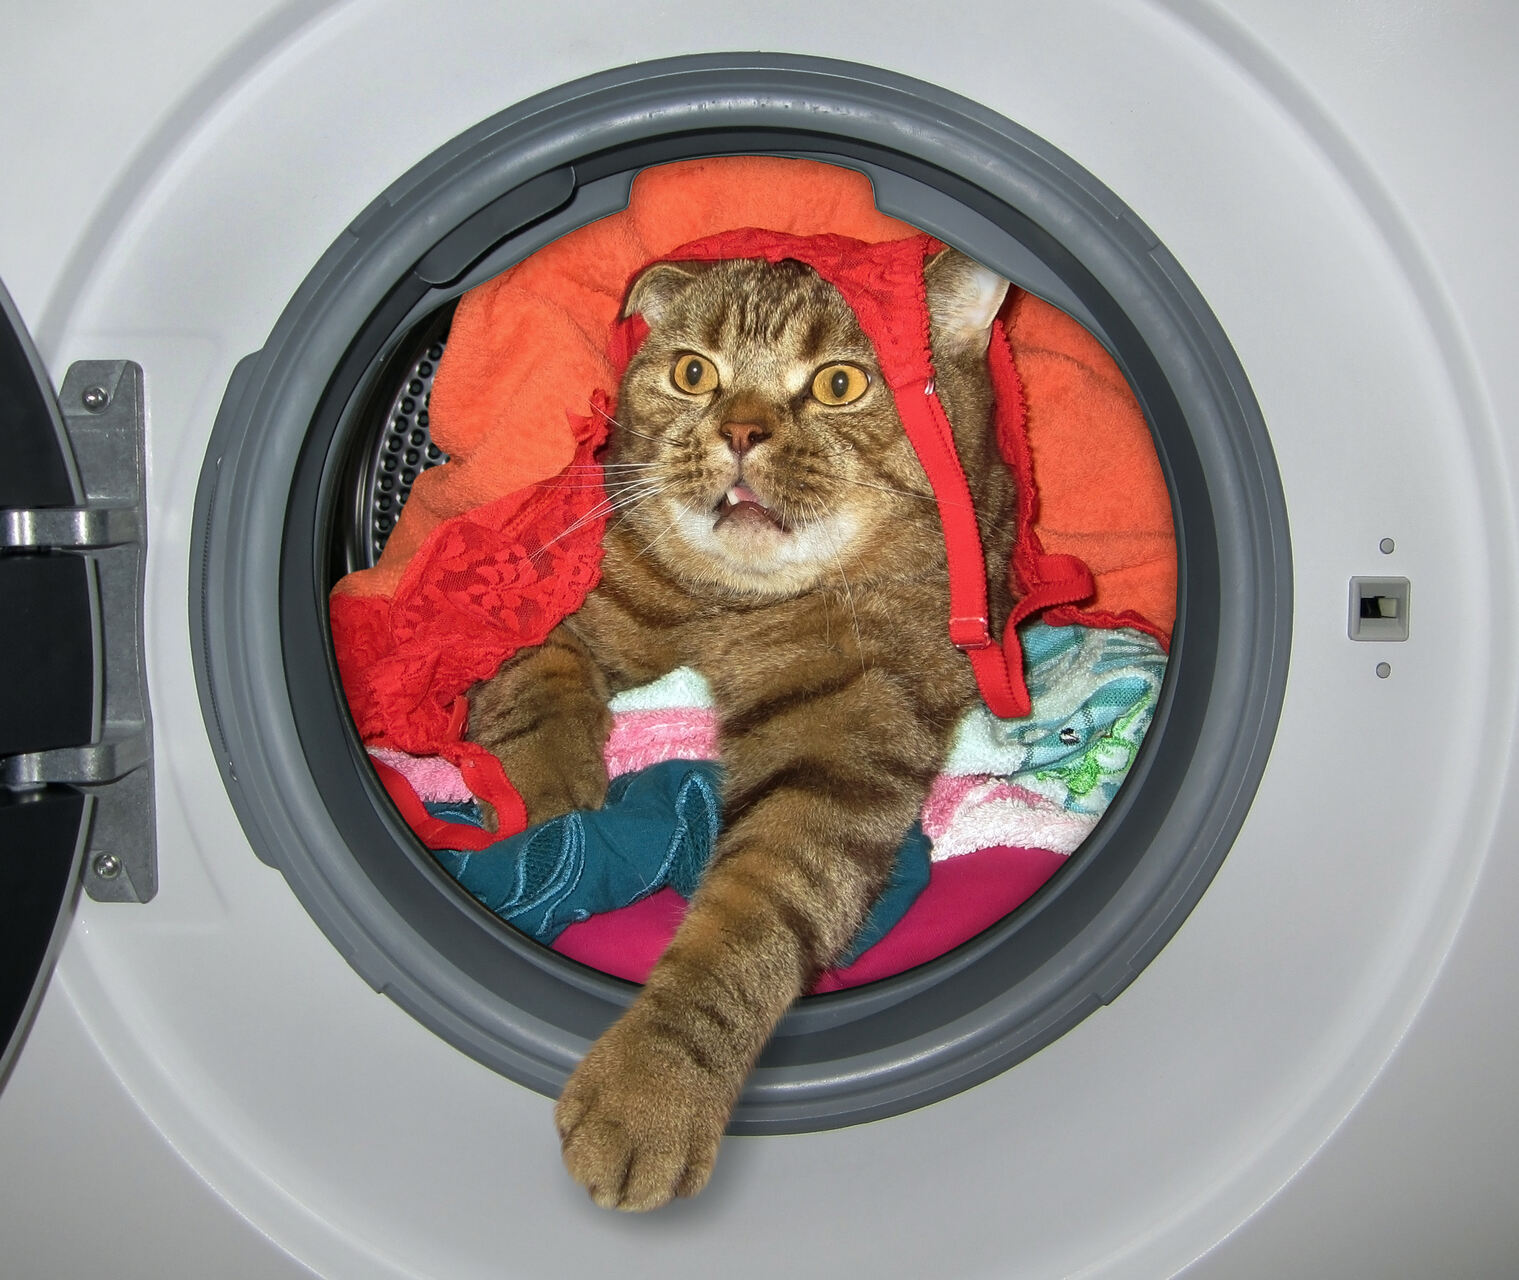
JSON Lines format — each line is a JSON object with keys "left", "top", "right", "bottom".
{"left": 602, "top": 486, "right": 667, "bottom": 541}
{"left": 631, "top": 502, "right": 693, "bottom": 562}
{"left": 549, "top": 462, "right": 659, "bottom": 480}
{"left": 552, "top": 464, "right": 659, "bottom": 485}
{"left": 596, "top": 479, "right": 665, "bottom": 513}
{"left": 528, "top": 460, "right": 661, "bottom": 495}
{"left": 590, "top": 401, "right": 671, "bottom": 447}
{"left": 527, "top": 479, "right": 665, "bottom": 562}
{"left": 835, "top": 475, "right": 953, "bottom": 506}
{"left": 577, "top": 464, "right": 662, "bottom": 476}
{"left": 800, "top": 494, "right": 867, "bottom": 674}
{"left": 547, "top": 480, "right": 657, "bottom": 492}
{"left": 530, "top": 499, "right": 626, "bottom": 556}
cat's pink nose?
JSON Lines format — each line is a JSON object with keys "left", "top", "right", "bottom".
{"left": 720, "top": 421, "right": 771, "bottom": 456}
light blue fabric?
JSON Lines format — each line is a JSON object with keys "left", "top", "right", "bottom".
{"left": 607, "top": 666, "right": 714, "bottom": 712}
{"left": 944, "top": 622, "right": 1167, "bottom": 813}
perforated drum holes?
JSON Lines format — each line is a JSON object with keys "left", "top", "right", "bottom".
{"left": 363, "top": 335, "right": 449, "bottom": 563}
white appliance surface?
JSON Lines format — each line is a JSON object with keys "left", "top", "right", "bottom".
{"left": 2, "top": 3, "right": 1515, "bottom": 1276}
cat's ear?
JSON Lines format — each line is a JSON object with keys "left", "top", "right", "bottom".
{"left": 623, "top": 262, "right": 703, "bottom": 326}
{"left": 924, "top": 249, "right": 1010, "bottom": 356}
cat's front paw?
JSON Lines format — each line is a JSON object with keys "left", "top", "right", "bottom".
{"left": 554, "top": 1017, "right": 731, "bottom": 1211}
{"left": 516, "top": 764, "right": 608, "bottom": 828}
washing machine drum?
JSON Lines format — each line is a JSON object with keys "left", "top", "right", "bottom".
{"left": 3, "top": 56, "right": 1289, "bottom": 1128}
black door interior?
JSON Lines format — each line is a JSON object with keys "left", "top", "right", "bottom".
{"left": 0, "top": 283, "right": 93, "bottom": 1085}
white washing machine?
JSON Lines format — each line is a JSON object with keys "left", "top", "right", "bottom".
{"left": 2, "top": 2, "right": 1517, "bottom": 1276}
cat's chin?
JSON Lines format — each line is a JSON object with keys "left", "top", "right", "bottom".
{"left": 658, "top": 502, "right": 860, "bottom": 599}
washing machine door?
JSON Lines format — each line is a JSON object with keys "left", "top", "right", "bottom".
{"left": 0, "top": 278, "right": 152, "bottom": 1086}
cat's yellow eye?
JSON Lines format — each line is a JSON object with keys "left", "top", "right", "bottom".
{"left": 811, "top": 363, "right": 869, "bottom": 406}
{"left": 670, "top": 353, "right": 719, "bottom": 395}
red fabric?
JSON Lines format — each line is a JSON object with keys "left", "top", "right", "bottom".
{"left": 335, "top": 158, "right": 1175, "bottom": 637}
{"left": 332, "top": 399, "right": 617, "bottom": 838}
{"left": 372, "top": 759, "right": 498, "bottom": 852}
{"left": 551, "top": 844, "right": 1069, "bottom": 990}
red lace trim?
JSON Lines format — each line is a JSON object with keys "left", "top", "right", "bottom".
{"left": 331, "top": 399, "right": 613, "bottom": 836}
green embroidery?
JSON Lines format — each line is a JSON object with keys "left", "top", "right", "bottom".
{"left": 1052, "top": 750, "right": 1104, "bottom": 798}
{"left": 1035, "top": 701, "right": 1149, "bottom": 801}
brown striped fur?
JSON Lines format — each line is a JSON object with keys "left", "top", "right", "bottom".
{"left": 466, "top": 249, "right": 1014, "bottom": 1209}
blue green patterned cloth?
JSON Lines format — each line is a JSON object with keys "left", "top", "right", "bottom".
{"left": 429, "top": 759, "right": 931, "bottom": 964}
{"left": 945, "top": 622, "right": 1167, "bottom": 814}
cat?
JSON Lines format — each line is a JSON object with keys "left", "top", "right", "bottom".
{"left": 466, "top": 245, "right": 1015, "bottom": 1210}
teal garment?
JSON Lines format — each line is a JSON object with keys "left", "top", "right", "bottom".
{"left": 429, "top": 759, "right": 931, "bottom": 965}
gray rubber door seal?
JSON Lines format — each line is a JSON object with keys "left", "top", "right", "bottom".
{"left": 192, "top": 54, "right": 1291, "bottom": 1133}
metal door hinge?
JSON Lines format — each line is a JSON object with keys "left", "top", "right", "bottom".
{"left": 1, "top": 361, "right": 155, "bottom": 902}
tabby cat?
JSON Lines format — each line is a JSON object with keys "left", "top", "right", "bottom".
{"left": 466, "top": 246, "right": 1015, "bottom": 1210}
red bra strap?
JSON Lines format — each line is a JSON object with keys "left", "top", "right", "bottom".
{"left": 891, "top": 344, "right": 1095, "bottom": 719}
{"left": 892, "top": 384, "right": 1036, "bottom": 718}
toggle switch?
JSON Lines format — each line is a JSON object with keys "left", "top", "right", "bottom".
{"left": 1348, "top": 577, "right": 1410, "bottom": 641}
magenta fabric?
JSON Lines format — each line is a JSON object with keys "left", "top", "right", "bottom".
{"left": 550, "top": 843, "right": 1068, "bottom": 991}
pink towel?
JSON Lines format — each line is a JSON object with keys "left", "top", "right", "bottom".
{"left": 368, "top": 747, "right": 475, "bottom": 803}
{"left": 604, "top": 708, "right": 720, "bottom": 777}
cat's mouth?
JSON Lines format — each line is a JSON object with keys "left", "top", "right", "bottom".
{"left": 712, "top": 484, "right": 788, "bottom": 533}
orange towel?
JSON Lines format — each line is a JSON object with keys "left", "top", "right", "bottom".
{"left": 334, "top": 155, "right": 1174, "bottom": 639}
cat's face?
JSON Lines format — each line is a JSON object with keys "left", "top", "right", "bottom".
{"left": 609, "top": 250, "right": 1007, "bottom": 598}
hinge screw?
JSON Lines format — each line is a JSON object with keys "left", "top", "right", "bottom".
{"left": 81, "top": 385, "right": 110, "bottom": 412}
{"left": 93, "top": 852, "right": 123, "bottom": 880}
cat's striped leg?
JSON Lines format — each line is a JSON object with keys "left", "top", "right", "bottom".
{"left": 555, "top": 671, "right": 940, "bottom": 1209}
{"left": 465, "top": 624, "right": 613, "bottom": 829}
